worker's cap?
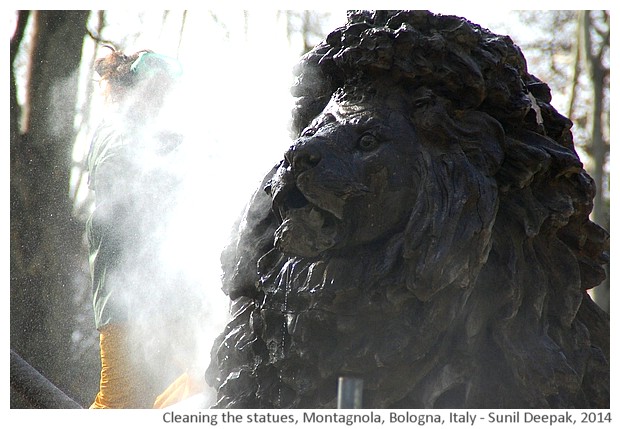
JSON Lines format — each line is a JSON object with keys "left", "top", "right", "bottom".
{"left": 130, "top": 52, "right": 183, "bottom": 80}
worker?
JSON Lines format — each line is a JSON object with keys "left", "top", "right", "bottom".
{"left": 87, "top": 46, "right": 203, "bottom": 408}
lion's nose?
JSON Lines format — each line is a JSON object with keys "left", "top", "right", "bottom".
{"left": 286, "top": 141, "right": 322, "bottom": 174}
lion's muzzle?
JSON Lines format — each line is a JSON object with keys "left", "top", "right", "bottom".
{"left": 266, "top": 135, "right": 369, "bottom": 257}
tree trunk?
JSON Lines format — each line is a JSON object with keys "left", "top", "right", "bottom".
{"left": 10, "top": 10, "right": 95, "bottom": 407}
{"left": 582, "top": 11, "right": 609, "bottom": 312}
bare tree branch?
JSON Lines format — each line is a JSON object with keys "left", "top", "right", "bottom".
{"left": 10, "top": 11, "right": 30, "bottom": 65}
{"left": 567, "top": 11, "right": 582, "bottom": 120}
{"left": 86, "top": 19, "right": 116, "bottom": 48}
{"left": 176, "top": 10, "right": 188, "bottom": 58}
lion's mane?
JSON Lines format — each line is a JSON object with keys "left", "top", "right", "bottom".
{"left": 206, "top": 10, "right": 609, "bottom": 408}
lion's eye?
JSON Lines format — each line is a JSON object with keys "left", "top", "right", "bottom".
{"left": 358, "top": 134, "right": 379, "bottom": 151}
{"left": 301, "top": 128, "right": 316, "bottom": 137}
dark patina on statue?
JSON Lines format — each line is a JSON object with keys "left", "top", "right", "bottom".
{"left": 206, "top": 10, "right": 610, "bottom": 408}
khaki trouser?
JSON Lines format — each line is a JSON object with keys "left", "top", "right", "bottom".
{"left": 90, "top": 324, "right": 203, "bottom": 409}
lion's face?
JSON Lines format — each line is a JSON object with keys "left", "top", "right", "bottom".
{"left": 267, "top": 99, "right": 421, "bottom": 257}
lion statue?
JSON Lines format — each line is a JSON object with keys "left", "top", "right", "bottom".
{"left": 205, "top": 10, "right": 609, "bottom": 408}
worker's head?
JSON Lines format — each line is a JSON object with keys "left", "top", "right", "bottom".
{"left": 94, "top": 45, "right": 182, "bottom": 120}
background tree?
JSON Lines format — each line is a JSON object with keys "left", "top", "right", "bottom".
{"left": 280, "top": 10, "right": 334, "bottom": 54}
{"left": 10, "top": 10, "right": 98, "bottom": 407}
{"left": 514, "top": 10, "right": 610, "bottom": 311}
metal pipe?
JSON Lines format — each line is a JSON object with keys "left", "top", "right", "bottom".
{"left": 337, "top": 376, "right": 363, "bottom": 409}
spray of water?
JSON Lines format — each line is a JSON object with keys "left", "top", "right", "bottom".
{"left": 86, "top": 44, "right": 301, "bottom": 407}
{"left": 80, "top": 11, "right": 350, "bottom": 408}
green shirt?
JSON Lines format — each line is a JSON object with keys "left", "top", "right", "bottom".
{"left": 86, "top": 120, "right": 182, "bottom": 329}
